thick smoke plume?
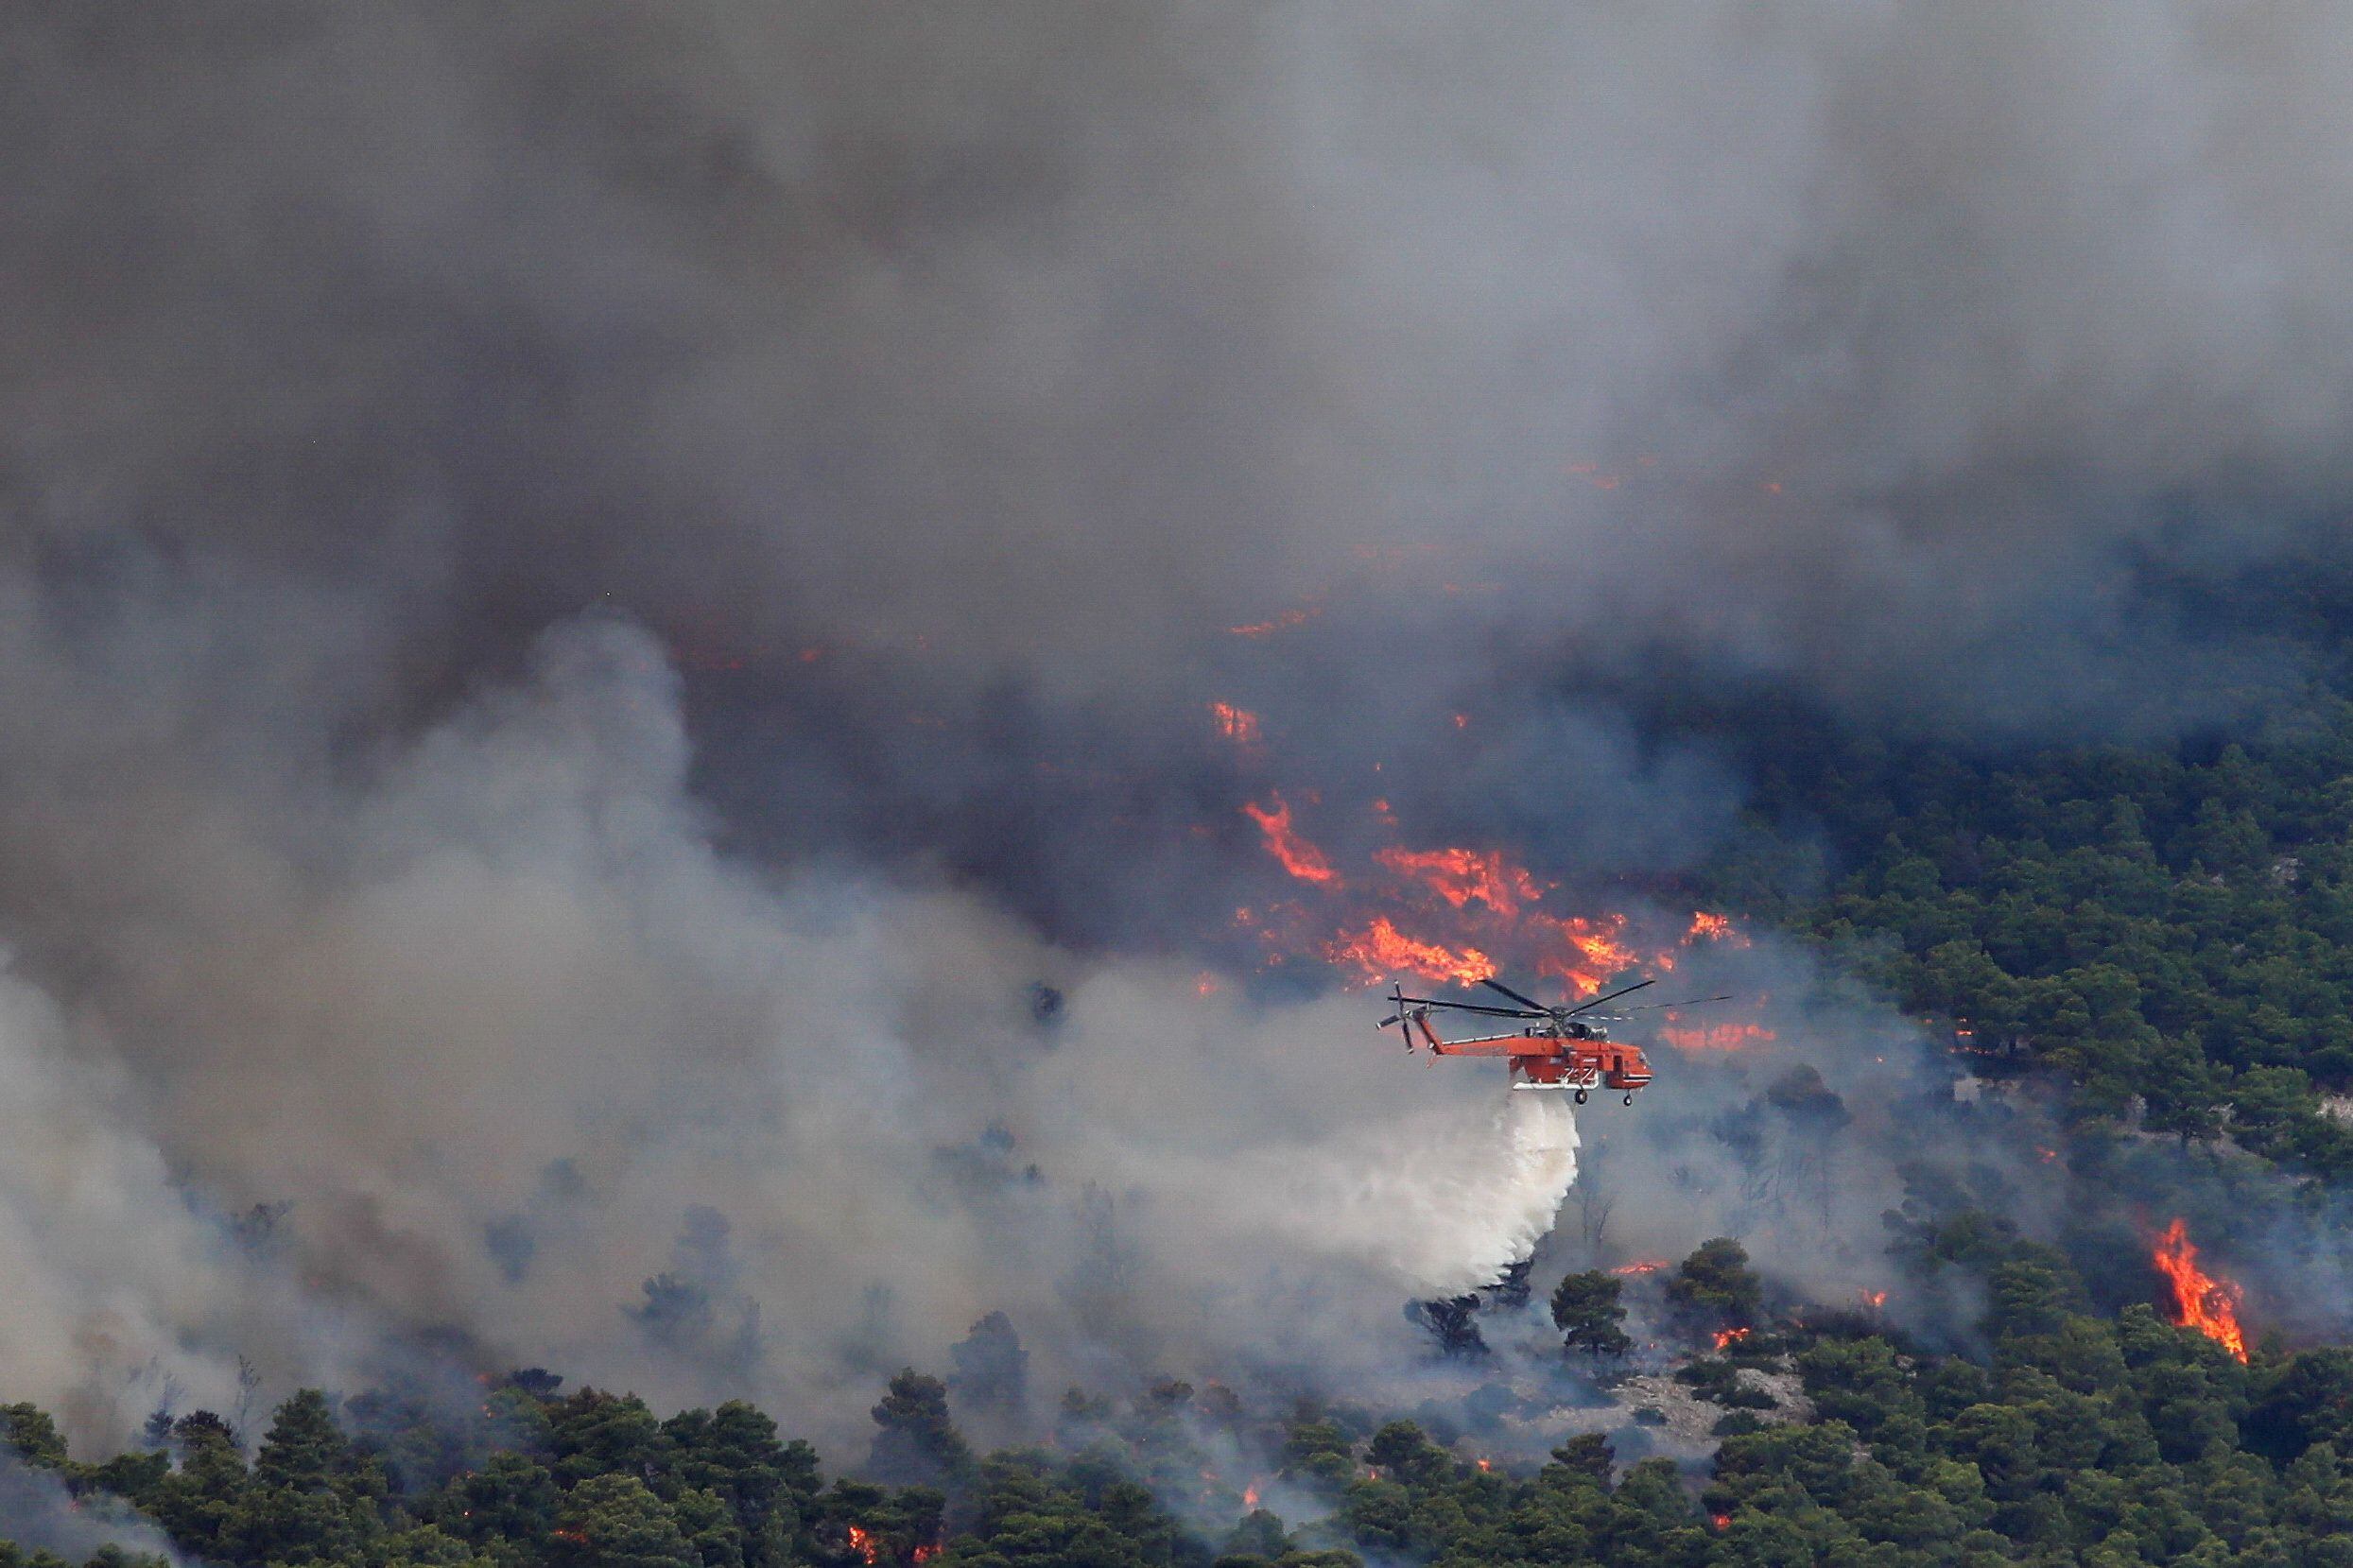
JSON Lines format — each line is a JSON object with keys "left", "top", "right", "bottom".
{"left": 0, "top": 605, "right": 1591, "bottom": 1450}
{"left": 8, "top": 1, "right": 2353, "bottom": 1456}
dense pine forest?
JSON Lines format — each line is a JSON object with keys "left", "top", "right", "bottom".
{"left": 1721, "top": 693, "right": 2353, "bottom": 1173}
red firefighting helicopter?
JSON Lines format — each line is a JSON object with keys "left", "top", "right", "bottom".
{"left": 1377, "top": 976, "right": 1728, "bottom": 1104}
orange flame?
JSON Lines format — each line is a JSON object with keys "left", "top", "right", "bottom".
{"left": 1613, "top": 1259, "right": 1669, "bottom": 1276}
{"left": 1375, "top": 846, "right": 1542, "bottom": 916}
{"left": 1560, "top": 912, "right": 1635, "bottom": 972}
{"left": 1475, "top": 1457, "right": 1492, "bottom": 1473}
{"left": 2154, "top": 1218, "right": 2248, "bottom": 1362}
{"left": 1711, "top": 1511, "right": 1732, "bottom": 1530}
{"left": 1243, "top": 793, "right": 1341, "bottom": 887}
{"left": 1713, "top": 1326, "right": 1752, "bottom": 1351}
{"left": 1225, "top": 767, "right": 1760, "bottom": 1034}
{"left": 1242, "top": 1484, "right": 1260, "bottom": 1509}
{"left": 1861, "top": 1289, "right": 1888, "bottom": 1309}
{"left": 912, "top": 1548, "right": 940, "bottom": 1565}
{"left": 1327, "top": 917, "right": 1494, "bottom": 986}
{"left": 1685, "top": 910, "right": 1750, "bottom": 948}
{"left": 1210, "top": 702, "right": 1263, "bottom": 745}
{"left": 1524, "top": 912, "right": 1640, "bottom": 996}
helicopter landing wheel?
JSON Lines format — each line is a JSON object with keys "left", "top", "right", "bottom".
{"left": 1573, "top": 1088, "right": 1588, "bottom": 1105}
{"left": 1623, "top": 1093, "right": 1635, "bottom": 1106}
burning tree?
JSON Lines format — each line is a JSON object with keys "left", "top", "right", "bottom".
{"left": 2153, "top": 1219, "right": 2249, "bottom": 1363}
{"left": 821, "top": 1480, "right": 943, "bottom": 1568}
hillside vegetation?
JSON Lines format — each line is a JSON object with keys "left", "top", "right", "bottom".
{"left": 1699, "top": 695, "right": 2353, "bottom": 1174}
{"left": 12, "top": 1227, "right": 2353, "bottom": 1568}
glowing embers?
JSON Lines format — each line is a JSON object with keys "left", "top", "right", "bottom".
{"left": 842, "top": 1526, "right": 938, "bottom": 1565}
{"left": 1228, "top": 603, "right": 1323, "bottom": 638}
{"left": 1209, "top": 701, "right": 1262, "bottom": 746}
{"left": 2154, "top": 1218, "right": 2249, "bottom": 1363}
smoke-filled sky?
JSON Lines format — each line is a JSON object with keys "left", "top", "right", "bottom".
{"left": 9, "top": 2, "right": 2353, "bottom": 1455}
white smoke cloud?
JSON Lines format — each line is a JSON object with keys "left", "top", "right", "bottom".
{"left": 0, "top": 961, "right": 246, "bottom": 1440}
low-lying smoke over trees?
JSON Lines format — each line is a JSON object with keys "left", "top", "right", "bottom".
{"left": 11, "top": 1235, "right": 2353, "bottom": 1567}
{"left": 13, "top": 4, "right": 2353, "bottom": 1565}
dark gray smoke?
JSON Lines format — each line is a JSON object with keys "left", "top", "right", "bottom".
{"left": 6, "top": 2, "right": 2353, "bottom": 1456}
{"left": 19, "top": 6, "right": 2353, "bottom": 728}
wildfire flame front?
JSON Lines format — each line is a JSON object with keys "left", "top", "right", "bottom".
{"left": 2154, "top": 1218, "right": 2249, "bottom": 1363}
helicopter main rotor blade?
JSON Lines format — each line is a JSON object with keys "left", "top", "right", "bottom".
{"left": 1389, "top": 991, "right": 1547, "bottom": 1015}
{"left": 1619, "top": 994, "right": 1735, "bottom": 1011}
{"left": 1480, "top": 977, "right": 1548, "bottom": 1011}
{"left": 1428, "top": 1000, "right": 1548, "bottom": 1017}
{"left": 1563, "top": 977, "right": 1656, "bottom": 1016}
{"left": 1382, "top": 1000, "right": 1543, "bottom": 1024}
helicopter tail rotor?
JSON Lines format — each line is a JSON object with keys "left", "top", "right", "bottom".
{"left": 1376, "top": 982, "right": 1422, "bottom": 1050}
